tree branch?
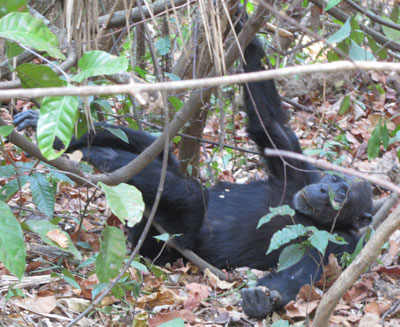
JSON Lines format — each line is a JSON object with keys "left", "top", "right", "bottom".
{"left": 3, "top": 61, "right": 400, "bottom": 100}
{"left": 311, "top": 0, "right": 400, "bottom": 52}
{"left": 313, "top": 203, "right": 400, "bottom": 326}
{"left": 263, "top": 148, "right": 400, "bottom": 194}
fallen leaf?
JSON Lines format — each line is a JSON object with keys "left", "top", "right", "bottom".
{"left": 149, "top": 310, "right": 195, "bottom": 327}
{"left": 359, "top": 312, "right": 380, "bottom": 327}
{"left": 186, "top": 283, "right": 209, "bottom": 301}
{"left": 133, "top": 312, "right": 149, "bottom": 327}
{"left": 137, "top": 286, "right": 185, "bottom": 309}
{"left": 204, "top": 268, "right": 234, "bottom": 290}
{"left": 364, "top": 302, "right": 381, "bottom": 316}
{"left": 46, "top": 229, "right": 69, "bottom": 248}
{"left": 284, "top": 298, "right": 319, "bottom": 318}
{"left": 14, "top": 296, "right": 56, "bottom": 314}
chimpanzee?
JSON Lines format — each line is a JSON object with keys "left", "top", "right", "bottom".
{"left": 14, "top": 35, "right": 373, "bottom": 319}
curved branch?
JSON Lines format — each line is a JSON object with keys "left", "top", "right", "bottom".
{"left": 311, "top": 0, "right": 400, "bottom": 52}
{"left": 313, "top": 203, "right": 400, "bottom": 326}
{"left": 99, "top": 0, "right": 190, "bottom": 29}
{"left": 0, "top": 45, "right": 77, "bottom": 90}
{"left": 344, "top": 0, "right": 400, "bottom": 32}
{"left": 372, "top": 191, "right": 400, "bottom": 228}
{"left": 263, "top": 148, "right": 400, "bottom": 194}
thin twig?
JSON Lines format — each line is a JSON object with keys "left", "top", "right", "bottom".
{"left": 263, "top": 148, "right": 400, "bottom": 194}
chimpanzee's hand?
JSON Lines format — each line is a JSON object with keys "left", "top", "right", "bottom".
{"left": 14, "top": 110, "right": 39, "bottom": 131}
{"left": 241, "top": 286, "right": 282, "bottom": 319}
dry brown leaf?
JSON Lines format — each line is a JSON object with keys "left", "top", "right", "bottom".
{"left": 149, "top": 310, "right": 195, "bottom": 327}
{"left": 204, "top": 268, "right": 234, "bottom": 290}
{"left": 298, "top": 284, "right": 321, "bottom": 302}
{"left": 364, "top": 302, "right": 381, "bottom": 316}
{"left": 359, "top": 312, "right": 380, "bottom": 327}
{"left": 133, "top": 312, "right": 149, "bottom": 327}
{"left": 46, "top": 229, "right": 69, "bottom": 248}
{"left": 136, "top": 286, "right": 185, "bottom": 309}
{"left": 14, "top": 296, "right": 56, "bottom": 314}
{"left": 329, "top": 314, "right": 361, "bottom": 325}
{"left": 315, "top": 254, "right": 342, "bottom": 287}
{"left": 66, "top": 150, "right": 83, "bottom": 162}
{"left": 284, "top": 298, "right": 319, "bottom": 318}
{"left": 344, "top": 278, "right": 373, "bottom": 302}
{"left": 58, "top": 298, "right": 90, "bottom": 313}
{"left": 186, "top": 283, "right": 209, "bottom": 301}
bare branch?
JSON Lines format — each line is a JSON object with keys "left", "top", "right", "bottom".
{"left": 313, "top": 203, "right": 400, "bottom": 326}
{"left": 263, "top": 148, "right": 400, "bottom": 194}
{"left": 2, "top": 60, "right": 400, "bottom": 100}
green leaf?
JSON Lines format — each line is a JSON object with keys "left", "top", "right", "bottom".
{"left": 92, "top": 282, "right": 109, "bottom": 299}
{"left": 382, "top": 122, "right": 389, "bottom": 150}
{"left": 366, "top": 35, "right": 387, "bottom": 60}
{"left": 382, "top": 17, "right": 400, "bottom": 42}
{"left": 165, "top": 72, "right": 181, "bottom": 81}
{"left": 26, "top": 219, "right": 82, "bottom": 260}
{"left": 257, "top": 205, "right": 295, "bottom": 228}
{"left": 350, "top": 17, "right": 364, "bottom": 45}
{"left": 92, "top": 98, "right": 112, "bottom": 113}
{"left": 0, "top": 125, "right": 13, "bottom": 136}
{"left": 96, "top": 226, "right": 126, "bottom": 283}
{"left": 271, "top": 320, "right": 290, "bottom": 327}
{"left": 0, "top": 201, "right": 26, "bottom": 280}
{"left": 99, "top": 182, "right": 145, "bottom": 227}
{"left": 17, "top": 63, "right": 66, "bottom": 88}
{"left": 277, "top": 243, "right": 305, "bottom": 272}
{"left": 390, "top": 6, "right": 400, "bottom": 22}
{"left": 155, "top": 37, "right": 171, "bottom": 56}
{"left": 105, "top": 127, "right": 129, "bottom": 143}
{"left": 37, "top": 95, "right": 79, "bottom": 160}
{"left": 158, "top": 318, "right": 185, "bottom": 327}
{"left": 6, "top": 40, "right": 23, "bottom": 58}
{"left": 325, "top": 0, "right": 342, "bottom": 11}
{"left": 327, "top": 18, "right": 351, "bottom": 44}
{"left": 0, "top": 12, "right": 64, "bottom": 59}
{"left": 168, "top": 96, "right": 183, "bottom": 111}
{"left": 309, "top": 230, "right": 330, "bottom": 255}
{"left": 0, "top": 175, "right": 29, "bottom": 201}
{"left": 0, "top": 165, "right": 17, "bottom": 177}
{"left": 72, "top": 50, "right": 128, "bottom": 83}
{"left": 267, "top": 224, "right": 307, "bottom": 254}
{"left": 327, "top": 233, "right": 348, "bottom": 245}
{"left": 153, "top": 233, "right": 170, "bottom": 242}
{"left": 130, "top": 260, "right": 148, "bottom": 273}
{"left": 62, "top": 269, "right": 81, "bottom": 289}
{"left": 45, "top": 166, "right": 73, "bottom": 184}
{"left": 29, "top": 173, "right": 55, "bottom": 218}
{"left": 349, "top": 40, "right": 375, "bottom": 61}
{"left": 368, "top": 122, "right": 381, "bottom": 160}
{"left": 339, "top": 95, "right": 351, "bottom": 115}
{"left": 0, "top": 0, "right": 27, "bottom": 18}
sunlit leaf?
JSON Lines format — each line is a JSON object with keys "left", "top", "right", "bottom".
{"left": 0, "top": 12, "right": 64, "bottom": 59}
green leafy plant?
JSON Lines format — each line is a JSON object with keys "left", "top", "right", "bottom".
{"left": 258, "top": 206, "right": 347, "bottom": 271}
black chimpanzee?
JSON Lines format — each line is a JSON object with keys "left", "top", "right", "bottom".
{"left": 14, "top": 35, "right": 373, "bottom": 319}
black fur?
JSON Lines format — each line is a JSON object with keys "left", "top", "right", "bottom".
{"left": 14, "top": 36, "right": 372, "bottom": 319}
